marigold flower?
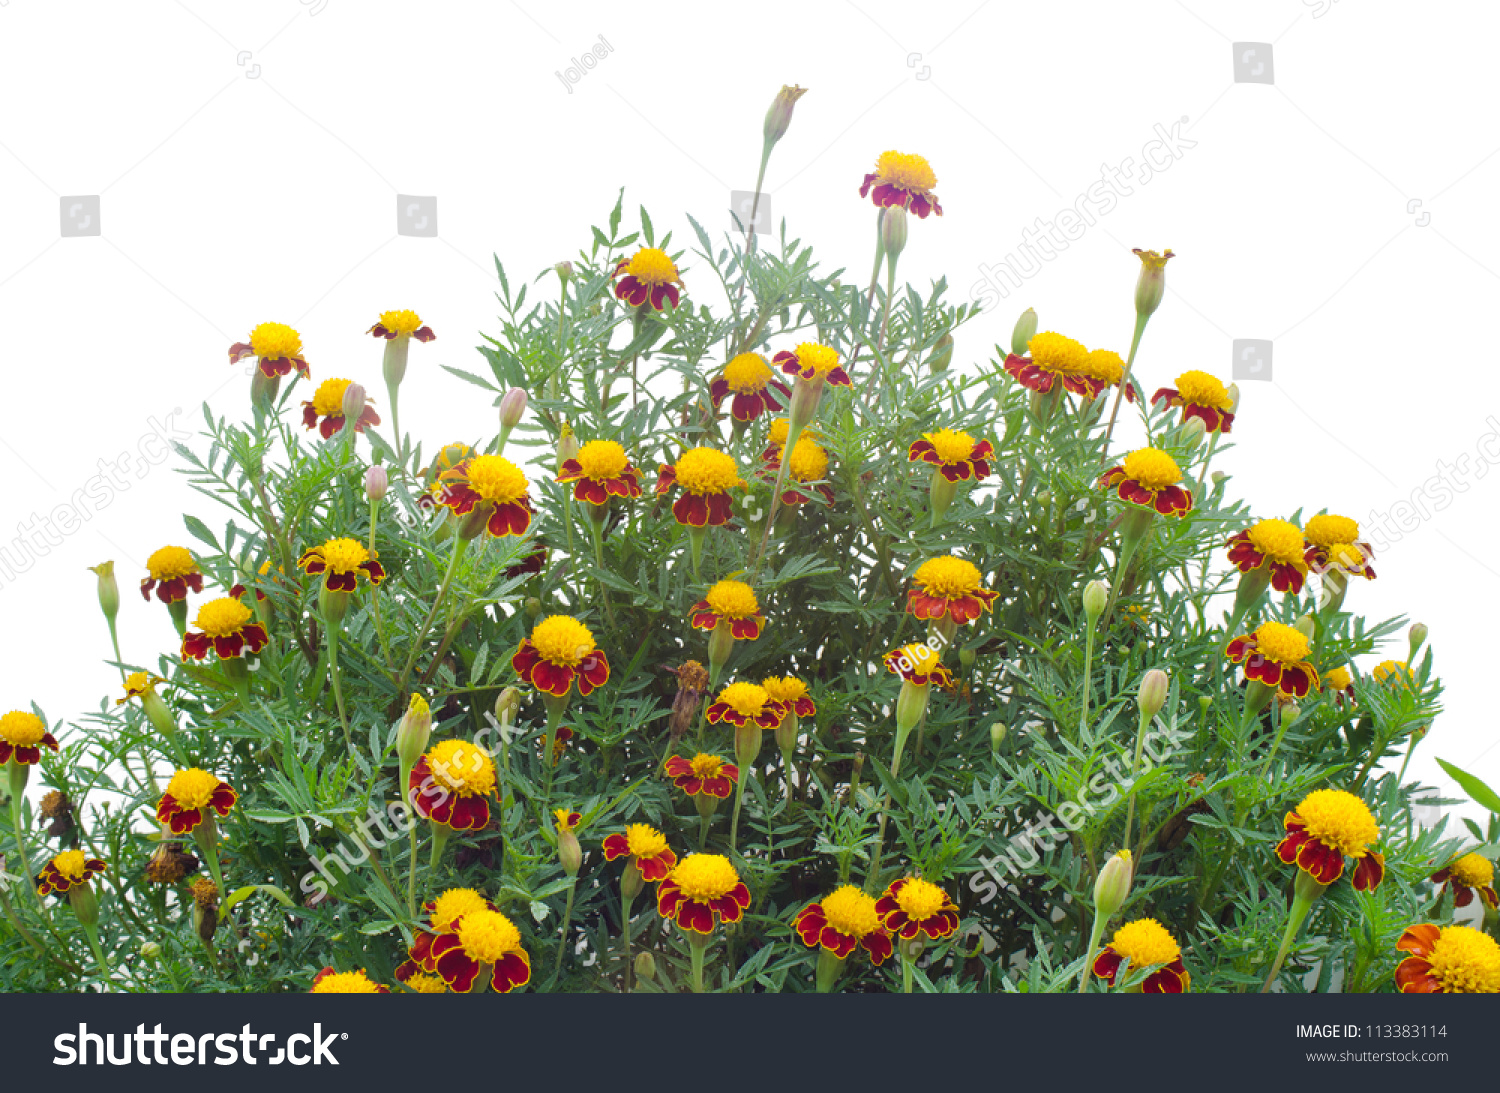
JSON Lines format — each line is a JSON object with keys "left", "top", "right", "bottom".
{"left": 1323, "top": 665, "right": 1354, "bottom": 705}
{"left": 410, "top": 739, "right": 497, "bottom": 831}
{"left": 1003, "top": 332, "right": 1088, "bottom": 395}
{"left": 613, "top": 247, "right": 683, "bottom": 310}
{"left": 0, "top": 710, "right": 59, "bottom": 766}
{"left": 710, "top": 353, "right": 789, "bottom": 423}
{"left": 397, "top": 888, "right": 496, "bottom": 979}
{"left": 761, "top": 416, "right": 821, "bottom": 462}
{"left": 1431, "top": 854, "right": 1499, "bottom": 910}
{"left": 1099, "top": 447, "right": 1194, "bottom": 517}
{"left": 1395, "top": 924, "right": 1500, "bottom": 993}
{"left": 117, "top": 672, "right": 166, "bottom": 705}
{"left": 557, "top": 440, "right": 642, "bottom": 505}
{"left": 774, "top": 342, "right": 852, "bottom": 386}
{"left": 883, "top": 642, "right": 955, "bottom": 688}
{"left": 1276, "top": 788, "right": 1384, "bottom": 889}
{"left": 310, "top": 967, "right": 390, "bottom": 993}
{"left": 1075, "top": 349, "right": 1137, "bottom": 401}
{"left": 553, "top": 808, "right": 581, "bottom": 835}
{"left": 1303, "top": 514, "right": 1376, "bottom": 579}
{"left": 180, "top": 591, "right": 269, "bottom": 662}
{"left": 402, "top": 973, "right": 448, "bottom": 994}
{"left": 40, "top": 790, "right": 75, "bottom": 839}
{"left": 433, "top": 454, "right": 534, "bottom": 537}
{"left": 706, "top": 682, "right": 783, "bottom": 730}
{"left": 512, "top": 615, "right": 610, "bottom": 698}
{"left": 1371, "top": 659, "right": 1410, "bottom": 685}
{"left": 656, "top": 447, "right": 744, "bottom": 527}
{"left": 859, "top": 150, "right": 943, "bottom": 218}
{"left": 36, "top": 849, "right": 106, "bottom": 897}
{"left": 906, "top": 555, "right": 999, "bottom": 625}
{"left": 157, "top": 768, "right": 237, "bottom": 835}
{"left": 602, "top": 823, "right": 679, "bottom": 882}
{"left": 1151, "top": 370, "right": 1235, "bottom": 434}
{"left": 1225, "top": 620, "right": 1320, "bottom": 699}
{"left": 1226, "top": 519, "right": 1310, "bottom": 594}
{"left": 795, "top": 885, "right": 894, "bottom": 964}
{"left": 761, "top": 435, "right": 835, "bottom": 506}
{"left": 301, "top": 377, "right": 381, "bottom": 438}
{"left": 689, "top": 580, "right": 765, "bottom": 640}
{"left": 658, "top": 853, "right": 751, "bottom": 933}
{"left": 876, "top": 876, "right": 960, "bottom": 941}
{"left": 190, "top": 878, "right": 219, "bottom": 911}
{"left": 367, "top": 309, "right": 436, "bottom": 342}
{"left": 1092, "top": 918, "right": 1190, "bottom": 993}
{"left": 229, "top": 321, "right": 309, "bottom": 378}
{"left": 140, "top": 546, "right": 205, "bottom": 604}
{"left": 761, "top": 676, "right": 815, "bottom": 719}
{"left": 665, "top": 753, "right": 739, "bottom": 799}
{"left": 297, "top": 537, "right": 386, "bottom": 592}
{"left": 546, "top": 725, "right": 575, "bottom": 766}
{"left": 908, "top": 428, "right": 993, "bottom": 483}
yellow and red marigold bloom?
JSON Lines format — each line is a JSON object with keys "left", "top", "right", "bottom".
{"left": 1276, "top": 788, "right": 1384, "bottom": 889}
{"left": 396, "top": 887, "right": 495, "bottom": 980}
{"left": 546, "top": 725, "right": 575, "bottom": 766}
{"left": 762, "top": 676, "right": 816, "bottom": 719}
{"left": 36, "top": 849, "right": 106, "bottom": 897}
{"left": 1099, "top": 447, "right": 1194, "bottom": 517}
{"left": 1372, "top": 659, "right": 1410, "bottom": 684}
{"left": 760, "top": 417, "right": 822, "bottom": 463}
{"left": 795, "top": 885, "right": 895, "bottom": 964}
{"left": 711, "top": 353, "right": 789, "bottom": 423}
{"left": 157, "top": 768, "right": 236, "bottom": 835}
{"left": 774, "top": 342, "right": 852, "bottom": 387}
{"left": 402, "top": 973, "right": 448, "bottom": 994}
{"left": 297, "top": 537, "right": 386, "bottom": 592}
{"left": 1151, "top": 370, "right": 1236, "bottom": 434}
{"left": 554, "top": 808, "right": 581, "bottom": 834}
{"left": 141, "top": 546, "right": 204, "bottom": 603}
{"left": 410, "top": 739, "right": 497, "bottom": 831}
{"left": 1226, "top": 519, "right": 1310, "bottom": 594}
{"left": 690, "top": 580, "right": 765, "bottom": 640}
{"left": 118, "top": 672, "right": 167, "bottom": 705}
{"left": 0, "top": 710, "right": 59, "bottom": 766}
{"left": 229, "top": 321, "right": 310, "bottom": 378}
{"left": 665, "top": 753, "right": 739, "bottom": 799}
{"left": 908, "top": 428, "right": 993, "bottom": 483}
{"left": 707, "top": 682, "right": 783, "bottom": 730}
{"left": 859, "top": 150, "right": 943, "bottom": 218}
{"left": 613, "top": 247, "right": 683, "bottom": 310}
{"left": 512, "top": 615, "right": 610, "bottom": 698}
{"left": 367, "top": 309, "right": 435, "bottom": 343}
{"left": 310, "top": 967, "right": 390, "bottom": 993}
{"left": 418, "top": 442, "right": 473, "bottom": 509}
{"left": 906, "top": 555, "right": 999, "bottom": 626}
{"left": 657, "top": 447, "right": 744, "bottom": 527}
{"left": 761, "top": 435, "right": 835, "bottom": 506}
{"left": 1225, "top": 620, "right": 1320, "bottom": 699}
{"left": 557, "top": 440, "right": 642, "bottom": 505}
{"left": 1092, "top": 918, "right": 1191, "bottom": 993}
{"left": 1323, "top": 665, "right": 1355, "bottom": 706}
{"left": 1303, "top": 513, "right": 1376, "bottom": 579}
{"left": 1395, "top": 924, "right": 1500, "bottom": 993}
{"left": 602, "top": 823, "right": 678, "bottom": 882}
{"left": 883, "top": 642, "right": 955, "bottom": 689}
{"left": 876, "top": 876, "right": 960, "bottom": 941}
{"left": 1003, "top": 332, "right": 1088, "bottom": 395}
{"left": 301, "top": 377, "right": 381, "bottom": 439}
{"left": 435, "top": 454, "right": 534, "bottom": 537}
{"left": 1074, "top": 349, "right": 1137, "bottom": 401}
{"left": 180, "top": 591, "right": 269, "bottom": 662}
{"left": 1431, "top": 854, "right": 1499, "bottom": 911}
{"left": 658, "top": 853, "right": 751, "bottom": 934}
{"left": 427, "top": 907, "right": 532, "bottom": 993}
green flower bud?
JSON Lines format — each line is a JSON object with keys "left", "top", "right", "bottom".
{"left": 1011, "top": 308, "right": 1038, "bottom": 356}
{"left": 1083, "top": 579, "right": 1109, "bottom": 622}
{"left": 88, "top": 561, "right": 119, "bottom": 624}
{"left": 1137, "top": 669, "right": 1169, "bottom": 722}
{"left": 1093, "top": 849, "right": 1132, "bottom": 919}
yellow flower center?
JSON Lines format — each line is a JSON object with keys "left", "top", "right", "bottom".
{"left": 1425, "top": 927, "right": 1500, "bottom": 993}
{"left": 311, "top": 378, "right": 353, "bottom": 416}
{"left": 463, "top": 454, "right": 529, "bottom": 505}
{"left": 1080, "top": 349, "right": 1126, "bottom": 384}
{"left": 1121, "top": 448, "right": 1182, "bottom": 490}
{"left": 674, "top": 447, "right": 742, "bottom": 495}
{"left": 191, "top": 878, "right": 219, "bottom": 908}
{"left": 379, "top": 309, "right": 423, "bottom": 336}
{"left": 894, "top": 642, "right": 942, "bottom": 677}
{"left": 671, "top": 854, "right": 740, "bottom": 901}
{"left": 1110, "top": 918, "right": 1181, "bottom": 967}
{"left": 1449, "top": 853, "right": 1495, "bottom": 889}
{"left": 123, "top": 671, "right": 158, "bottom": 698}
{"left": 704, "top": 580, "right": 759, "bottom": 619}
{"left": 1305, "top": 513, "right": 1359, "bottom": 548}
{"left": 51, "top": 849, "right": 89, "bottom": 882}
{"left": 1323, "top": 666, "right": 1352, "bottom": 691}
{"left": 193, "top": 597, "right": 253, "bottom": 638}
{"left": 766, "top": 417, "right": 792, "bottom": 449}
{"left": 688, "top": 753, "right": 725, "bottom": 779}
{"left": 1246, "top": 519, "right": 1306, "bottom": 566}
{"left": 624, "top": 247, "right": 678, "bottom": 286}
{"left": 874, "top": 150, "right": 937, "bottom": 193}
{"left": 1136, "top": 249, "right": 1173, "bottom": 271}
{"left": 429, "top": 887, "right": 489, "bottom": 931}
{"left": 793, "top": 342, "right": 841, "bottom": 378}
{"left": 435, "top": 442, "right": 472, "bottom": 473}
{"left": 530, "top": 615, "right": 597, "bottom": 667}
{"left": 1372, "top": 659, "right": 1410, "bottom": 684}
{"left": 761, "top": 676, "right": 808, "bottom": 706}
{"left": 820, "top": 885, "right": 882, "bottom": 938}
{"left": 554, "top": 808, "right": 578, "bottom": 833}
{"left": 249, "top": 321, "right": 302, "bottom": 360}
{"left": 426, "top": 739, "right": 497, "bottom": 798}
{"left": 311, "top": 970, "right": 383, "bottom": 994}
{"left": 625, "top": 823, "right": 668, "bottom": 859}
{"left": 575, "top": 440, "right": 630, "bottom": 481}
{"left": 403, "top": 973, "right": 448, "bottom": 993}
{"left": 166, "top": 768, "right": 222, "bottom": 810}
{"left": 146, "top": 545, "right": 197, "bottom": 580}
{"left": 787, "top": 437, "right": 829, "bottom": 482}
{"left": 921, "top": 428, "right": 977, "bottom": 463}
{"left": 1296, "top": 788, "right": 1379, "bottom": 856}
{"left": 1251, "top": 621, "right": 1310, "bottom": 665}
{"left": 1026, "top": 332, "right": 1087, "bottom": 373}
{"left": 1173, "top": 370, "right": 1232, "bottom": 410}
{"left": 914, "top": 555, "right": 984, "bottom": 598}
{"left": 1327, "top": 542, "right": 1367, "bottom": 570}
{"left": 717, "top": 681, "right": 772, "bottom": 719}
{"left": 455, "top": 909, "right": 522, "bottom": 964}
{"left": 315, "top": 537, "right": 372, "bottom": 574}
{"left": 0, "top": 711, "right": 46, "bottom": 746}
{"left": 723, "top": 353, "right": 773, "bottom": 393}
{"left": 894, "top": 877, "right": 947, "bottom": 920}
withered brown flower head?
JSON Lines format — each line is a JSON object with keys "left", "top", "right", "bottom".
{"left": 665, "top": 660, "right": 710, "bottom": 743}
{"left": 190, "top": 878, "right": 220, "bottom": 910}
{"left": 40, "top": 790, "right": 75, "bottom": 840}
{"left": 146, "top": 842, "right": 200, "bottom": 885}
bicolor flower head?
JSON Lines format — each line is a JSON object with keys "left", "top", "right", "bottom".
{"left": 427, "top": 908, "right": 531, "bottom": 994}
{"left": 117, "top": 672, "right": 167, "bottom": 705}
{"left": 761, "top": 676, "right": 815, "bottom": 719}
{"left": 297, "top": 537, "right": 386, "bottom": 592}
{"left": 664, "top": 753, "right": 738, "bottom": 799}
{"left": 367, "top": 309, "right": 435, "bottom": 342}
{"left": 397, "top": 888, "right": 496, "bottom": 980}
{"left": 711, "top": 353, "right": 789, "bottom": 423}
{"left": 229, "top": 322, "right": 309, "bottom": 378}
{"left": 706, "top": 681, "right": 783, "bottom": 730}
{"left": 1075, "top": 349, "right": 1137, "bottom": 401}
{"left": 689, "top": 580, "right": 764, "bottom": 640}
{"left": 301, "top": 378, "right": 380, "bottom": 439}
{"left": 0, "top": 710, "right": 59, "bottom": 766}
{"left": 557, "top": 440, "right": 642, "bottom": 505}
{"left": 141, "top": 546, "right": 204, "bottom": 604}
{"left": 657, "top": 853, "right": 751, "bottom": 933}
{"left": 1431, "top": 854, "right": 1498, "bottom": 911}
{"left": 512, "top": 615, "right": 610, "bottom": 698}
{"left": 762, "top": 435, "right": 834, "bottom": 506}
{"left": 1276, "top": 788, "right": 1384, "bottom": 890}
{"left": 1323, "top": 665, "right": 1355, "bottom": 705}
{"left": 774, "top": 342, "right": 851, "bottom": 387}
{"left": 157, "top": 768, "right": 237, "bottom": 835}
{"left": 1225, "top": 620, "right": 1320, "bottom": 699}
{"left": 613, "top": 247, "right": 683, "bottom": 310}
{"left": 180, "top": 590, "right": 269, "bottom": 662}
{"left": 656, "top": 447, "right": 743, "bottom": 527}
{"left": 1151, "top": 370, "right": 1235, "bottom": 434}
{"left": 859, "top": 150, "right": 943, "bottom": 218}
{"left": 908, "top": 428, "right": 993, "bottom": 483}
{"left": 310, "top": 968, "right": 389, "bottom": 993}
{"left": 1093, "top": 918, "right": 1190, "bottom": 993}
{"left": 795, "top": 885, "right": 894, "bottom": 964}
{"left": 883, "top": 642, "right": 954, "bottom": 689}
{"left": 36, "top": 849, "right": 106, "bottom": 897}
{"left": 906, "top": 555, "right": 999, "bottom": 625}
{"left": 1303, "top": 514, "right": 1376, "bottom": 579}
{"left": 1396, "top": 924, "right": 1500, "bottom": 994}
{"left": 1099, "top": 447, "right": 1194, "bottom": 517}
{"left": 434, "top": 454, "right": 534, "bottom": 537}
{"left": 602, "top": 823, "right": 678, "bottom": 882}
{"left": 876, "top": 876, "right": 960, "bottom": 941}
{"left": 1226, "top": 519, "right": 1310, "bottom": 594}
{"left": 1003, "top": 332, "right": 1088, "bottom": 395}
{"left": 410, "top": 739, "right": 497, "bottom": 831}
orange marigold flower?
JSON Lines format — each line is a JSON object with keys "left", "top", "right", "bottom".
{"left": 396, "top": 888, "right": 495, "bottom": 980}
{"left": 657, "top": 853, "right": 751, "bottom": 933}
{"left": 1226, "top": 519, "right": 1310, "bottom": 595}
{"left": 859, "top": 150, "right": 943, "bottom": 218}
{"left": 433, "top": 454, "right": 534, "bottom": 537}
{"left": 908, "top": 428, "right": 993, "bottom": 483}
{"left": 1431, "top": 854, "right": 1499, "bottom": 911}
{"left": 1225, "top": 620, "right": 1320, "bottom": 699}
{"left": 229, "top": 321, "right": 309, "bottom": 378}
{"left": 875, "top": 876, "right": 960, "bottom": 941}
{"left": 1303, "top": 513, "right": 1376, "bottom": 580}
{"left": 1003, "top": 331, "right": 1088, "bottom": 395}
{"left": 512, "top": 615, "right": 610, "bottom": 698}
{"left": 795, "top": 885, "right": 894, "bottom": 964}
{"left": 180, "top": 590, "right": 269, "bottom": 662}
{"left": 297, "top": 537, "right": 386, "bottom": 592}
{"left": 664, "top": 753, "right": 739, "bottom": 799}
{"left": 613, "top": 247, "right": 683, "bottom": 310}
{"left": 557, "top": 440, "right": 642, "bottom": 505}
{"left": 883, "top": 642, "right": 955, "bottom": 689}
{"left": 711, "top": 353, "right": 788, "bottom": 423}
{"left": 1092, "top": 918, "right": 1191, "bottom": 993}
{"left": 367, "top": 309, "right": 435, "bottom": 342}
{"left": 410, "top": 739, "right": 496, "bottom": 832}
{"left": 1099, "top": 447, "right": 1194, "bottom": 518}
{"left": 656, "top": 447, "right": 743, "bottom": 528}
{"left": 602, "top": 823, "right": 678, "bottom": 882}
{"left": 157, "top": 768, "right": 237, "bottom": 835}
{"left": 301, "top": 377, "right": 381, "bottom": 439}
{"left": 1276, "top": 788, "right": 1384, "bottom": 890}
{"left": 906, "top": 555, "right": 998, "bottom": 626}
{"left": 774, "top": 342, "right": 851, "bottom": 387}
{"left": 36, "top": 849, "right": 106, "bottom": 897}
{"left": 706, "top": 681, "right": 783, "bottom": 730}
{"left": 141, "top": 546, "right": 204, "bottom": 603}
{"left": 1395, "top": 924, "right": 1500, "bottom": 993}
{"left": 426, "top": 908, "right": 531, "bottom": 994}
{"left": 0, "top": 710, "right": 59, "bottom": 766}
{"left": 689, "top": 580, "right": 765, "bottom": 640}
{"left": 1151, "top": 370, "right": 1235, "bottom": 434}
{"left": 762, "top": 675, "right": 815, "bottom": 719}
{"left": 310, "top": 967, "right": 389, "bottom": 993}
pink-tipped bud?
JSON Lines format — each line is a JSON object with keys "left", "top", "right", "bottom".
{"left": 555, "top": 261, "right": 574, "bottom": 284}
{"left": 499, "top": 387, "right": 528, "bottom": 430}
{"left": 1137, "top": 669, "right": 1169, "bottom": 722}
{"left": 365, "top": 465, "right": 388, "bottom": 502}
{"left": 341, "top": 383, "right": 367, "bottom": 427}
{"left": 1093, "top": 850, "right": 1132, "bottom": 919}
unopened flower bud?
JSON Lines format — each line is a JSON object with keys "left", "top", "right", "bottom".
{"left": 621, "top": 860, "right": 644, "bottom": 902}
{"left": 556, "top": 424, "right": 581, "bottom": 474}
{"left": 1137, "top": 669, "right": 1169, "bottom": 722}
{"left": 1083, "top": 579, "right": 1109, "bottom": 622}
{"left": 1281, "top": 702, "right": 1301, "bottom": 726}
{"left": 341, "top": 383, "right": 367, "bottom": 427}
{"left": 68, "top": 880, "right": 100, "bottom": 927}
{"left": 1011, "top": 308, "right": 1038, "bottom": 356}
{"left": 495, "top": 686, "right": 522, "bottom": 724}
{"left": 525, "top": 597, "right": 543, "bottom": 619}
{"left": 141, "top": 941, "right": 162, "bottom": 960}
{"left": 880, "top": 206, "right": 908, "bottom": 261}
{"left": 1131, "top": 248, "right": 1173, "bottom": 319}
{"left": 1295, "top": 614, "right": 1316, "bottom": 642}
{"left": 1093, "top": 850, "right": 1133, "bottom": 918}
{"left": 555, "top": 260, "right": 574, "bottom": 285}
{"left": 365, "top": 465, "right": 388, "bottom": 502}
{"left": 1225, "top": 383, "right": 1241, "bottom": 414}
{"left": 989, "top": 723, "right": 1006, "bottom": 753}
{"left": 88, "top": 561, "right": 119, "bottom": 624}
{"left": 633, "top": 951, "right": 657, "bottom": 981}
{"left": 1408, "top": 622, "right": 1429, "bottom": 661}
{"left": 1180, "top": 417, "right": 1207, "bottom": 450}
{"left": 1210, "top": 470, "right": 1226, "bottom": 486}
{"left": 959, "top": 646, "right": 976, "bottom": 670}
{"left": 927, "top": 332, "right": 954, "bottom": 374}
{"left": 762, "top": 84, "right": 808, "bottom": 147}
{"left": 558, "top": 830, "right": 582, "bottom": 877}
{"left": 499, "top": 387, "right": 528, "bottom": 430}
{"left": 396, "top": 693, "right": 432, "bottom": 771}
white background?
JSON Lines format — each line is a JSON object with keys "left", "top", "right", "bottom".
{"left": 0, "top": 0, "right": 1495, "bottom": 827}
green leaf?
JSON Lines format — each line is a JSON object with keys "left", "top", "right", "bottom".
{"left": 640, "top": 205, "right": 654, "bottom": 246}
{"left": 1436, "top": 758, "right": 1500, "bottom": 815}
{"left": 183, "top": 514, "right": 220, "bottom": 551}
{"left": 441, "top": 365, "right": 499, "bottom": 392}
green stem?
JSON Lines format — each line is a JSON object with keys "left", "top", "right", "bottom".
{"left": 552, "top": 878, "right": 578, "bottom": 984}
{"left": 10, "top": 797, "right": 48, "bottom": 919}
{"left": 1261, "top": 878, "right": 1324, "bottom": 992}
{"left": 1122, "top": 708, "right": 1151, "bottom": 852}
{"left": 1079, "top": 625, "right": 1097, "bottom": 740}
{"left": 1101, "top": 312, "right": 1150, "bottom": 462}
{"left": 1078, "top": 913, "right": 1109, "bottom": 993}
{"left": 620, "top": 890, "right": 635, "bottom": 992}
{"left": 327, "top": 625, "right": 352, "bottom": 750}
{"left": 901, "top": 948, "right": 915, "bottom": 993}
{"left": 868, "top": 723, "right": 913, "bottom": 890}
{"left": 396, "top": 534, "right": 469, "bottom": 696}
{"left": 688, "top": 933, "right": 710, "bottom": 994}
{"left": 83, "top": 923, "right": 112, "bottom": 983}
